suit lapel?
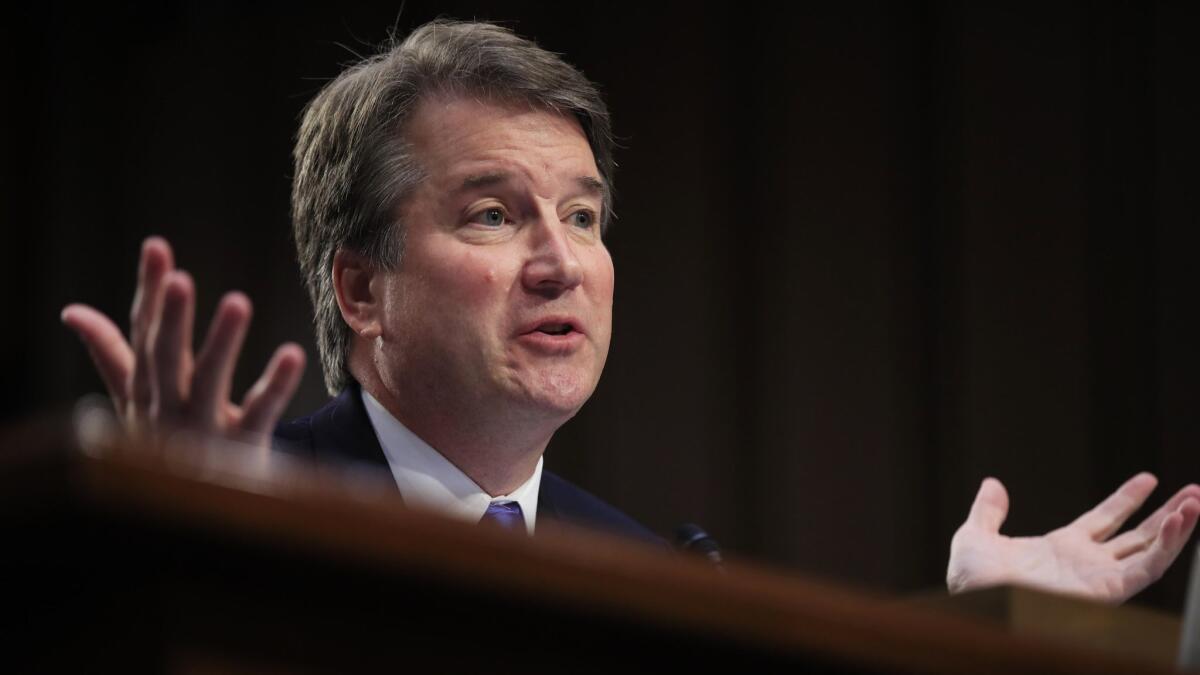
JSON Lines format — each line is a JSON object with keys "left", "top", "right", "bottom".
{"left": 283, "top": 385, "right": 662, "bottom": 545}
{"left": 308, "top": 384, "right": 391, "bottom": 471}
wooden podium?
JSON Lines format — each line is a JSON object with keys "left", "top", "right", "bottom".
{"left": 0, "top": 416, "right": 1186, "bottom": 674}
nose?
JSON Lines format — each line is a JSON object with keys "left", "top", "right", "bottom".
{"left": 520, "top": 208, "right": 584, "bottom": 298}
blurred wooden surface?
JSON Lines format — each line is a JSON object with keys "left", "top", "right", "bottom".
{"left": 914, "top": 585, "right": 1181, "bottom": 667}
{"left": 0, "top": 415, "right": 1185, "bottom": 674}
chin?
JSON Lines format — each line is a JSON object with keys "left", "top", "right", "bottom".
{"left": 519, "top": 370, "right": 598, "bottom": 416}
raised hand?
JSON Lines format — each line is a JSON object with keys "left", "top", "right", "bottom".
{"left": 61, "top": 237, "right": 306, "bottom": 447}
{"left": 948, "top": 473, "right": 1200, "bottom": 603}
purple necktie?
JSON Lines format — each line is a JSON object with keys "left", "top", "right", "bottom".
{"left": 479, "top": 501, "right": 525, "bottom": 532}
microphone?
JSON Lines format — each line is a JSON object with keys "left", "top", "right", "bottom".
{"left": 675, "top": 523, "right": 725, "bottom": 572}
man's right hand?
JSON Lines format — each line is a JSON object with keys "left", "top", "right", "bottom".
{"left": 61, "top": 237, "right": 306, "bottom": 447}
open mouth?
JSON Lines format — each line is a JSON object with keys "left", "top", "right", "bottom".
{"left": 535, "top": 323, "right": 574, "bottom": 336}
{"left": 522, "top": 317, "right": 582, "bottom": 337}
{"left": 519, "top": 318, "right": 584, "bottom": 351}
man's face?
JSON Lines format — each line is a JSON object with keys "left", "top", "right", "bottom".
{"left": 372, "top": 95, "right": 614, "bottom": 426}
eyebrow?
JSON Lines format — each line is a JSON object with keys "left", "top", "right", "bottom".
{"left": 574, "top": 175, "right": 607, "bottom": 201}
{"left": 459, "top": 172, "right": 511, "bottom": 192}
{"left": 457, "top": 171, "right": 609, "bottom": 202}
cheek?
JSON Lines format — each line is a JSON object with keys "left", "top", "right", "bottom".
{"left": 589, "top": 251, "right": 616, "bottom": 314}
{"left": 419, "top": 247, "right": 512, "bottom": 312}
{"left": 585, "top": 251, "right": 615, "bottom": 351}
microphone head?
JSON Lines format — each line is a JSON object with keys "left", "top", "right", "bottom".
{"left": 675, "top": 522, "right": 721, "bottom": 556}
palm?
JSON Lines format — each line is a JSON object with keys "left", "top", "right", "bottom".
{"left": 948, "top": 474, "right": 1200, "bottom": 604}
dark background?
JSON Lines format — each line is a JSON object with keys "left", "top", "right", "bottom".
{"left": 5, "top": 1, "right": 1198, "bottom": 610}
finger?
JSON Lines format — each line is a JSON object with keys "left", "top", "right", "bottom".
{"left": 1108, "top": 483, "right": 1200, "bottom": 557}
{"left": 191, "top": 292, "right": 253, "bottom": 430}
{"left": 62, "top": 304, "right": 135, "bottom": 411}
{"left": 129, "top": 237, "right": 176, "bottom": 417}
{"left": 238, "top": 343, "right": 306, "bottom": 441}
{"left": 150, "top": 271, "right": 195, "bottom": 420}
{"left": 1134, "top": 483, "right": 1200, "bottom": 539}
{"left": 1070, "top": 472, "right": 1158, "bottom": 541}
{"left": 965, "top": 477, "right": 1009, "bottom": 533}
{"left": 1120, "top": 497, "right": 1200, "bottom": 598}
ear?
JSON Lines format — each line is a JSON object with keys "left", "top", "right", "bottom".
{"left": 332, "top": 248, "right": 383, "bottom": 339}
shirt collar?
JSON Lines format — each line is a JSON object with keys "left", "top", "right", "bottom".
{"left": 360, "top": 388, "right": 542, "bottom": 534}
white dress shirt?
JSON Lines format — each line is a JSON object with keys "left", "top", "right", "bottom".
{"left": 360, "top": 389, "right": 542, "bottom": 534}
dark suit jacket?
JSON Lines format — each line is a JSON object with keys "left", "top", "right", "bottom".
{"left": 275, "top": 384, "right": 665, "bottom": 547}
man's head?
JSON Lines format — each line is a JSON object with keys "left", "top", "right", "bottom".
{"left": 336, "top": 94, "right": 614, "bottom": 452}
{"left": 291, "top": 20, "right": 615, "bottom": 396}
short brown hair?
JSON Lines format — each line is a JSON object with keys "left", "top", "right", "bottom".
{"left": 292, "top": 20, "right": 615, "bottom": 394}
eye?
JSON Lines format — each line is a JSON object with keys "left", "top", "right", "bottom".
{"left": 570, "top": 210, "right": 595, "bottom": 229}
{"left": 470, "top": 207, "right": 507, "bottom": 228}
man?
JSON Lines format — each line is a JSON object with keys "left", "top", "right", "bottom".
{"left": 61, "top": 20, "right": 1200, "bottom": 602}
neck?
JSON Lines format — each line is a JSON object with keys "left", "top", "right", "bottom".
{"left": 354, "top": 370, "right": 562, "bottom": 496}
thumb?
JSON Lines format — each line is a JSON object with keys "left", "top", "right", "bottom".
{"left": 966, "top": 477, "right": 1009, "bottom": 533}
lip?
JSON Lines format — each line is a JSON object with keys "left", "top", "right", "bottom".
{"left": 516, "top": 315, "right": 586, "bottom": 354}
{"left": 516, "top": 330, "right": 585, "bottom": 354}
{"left": 516, "top": 315, "right": 585, "bottom": 337}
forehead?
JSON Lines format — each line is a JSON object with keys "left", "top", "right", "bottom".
{"left": 404, "top": 94, "right": 601, "bottom": 188}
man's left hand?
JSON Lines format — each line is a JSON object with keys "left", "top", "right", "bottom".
{"left": 947, "top": 473, "right": 1200, "bottom": 603}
